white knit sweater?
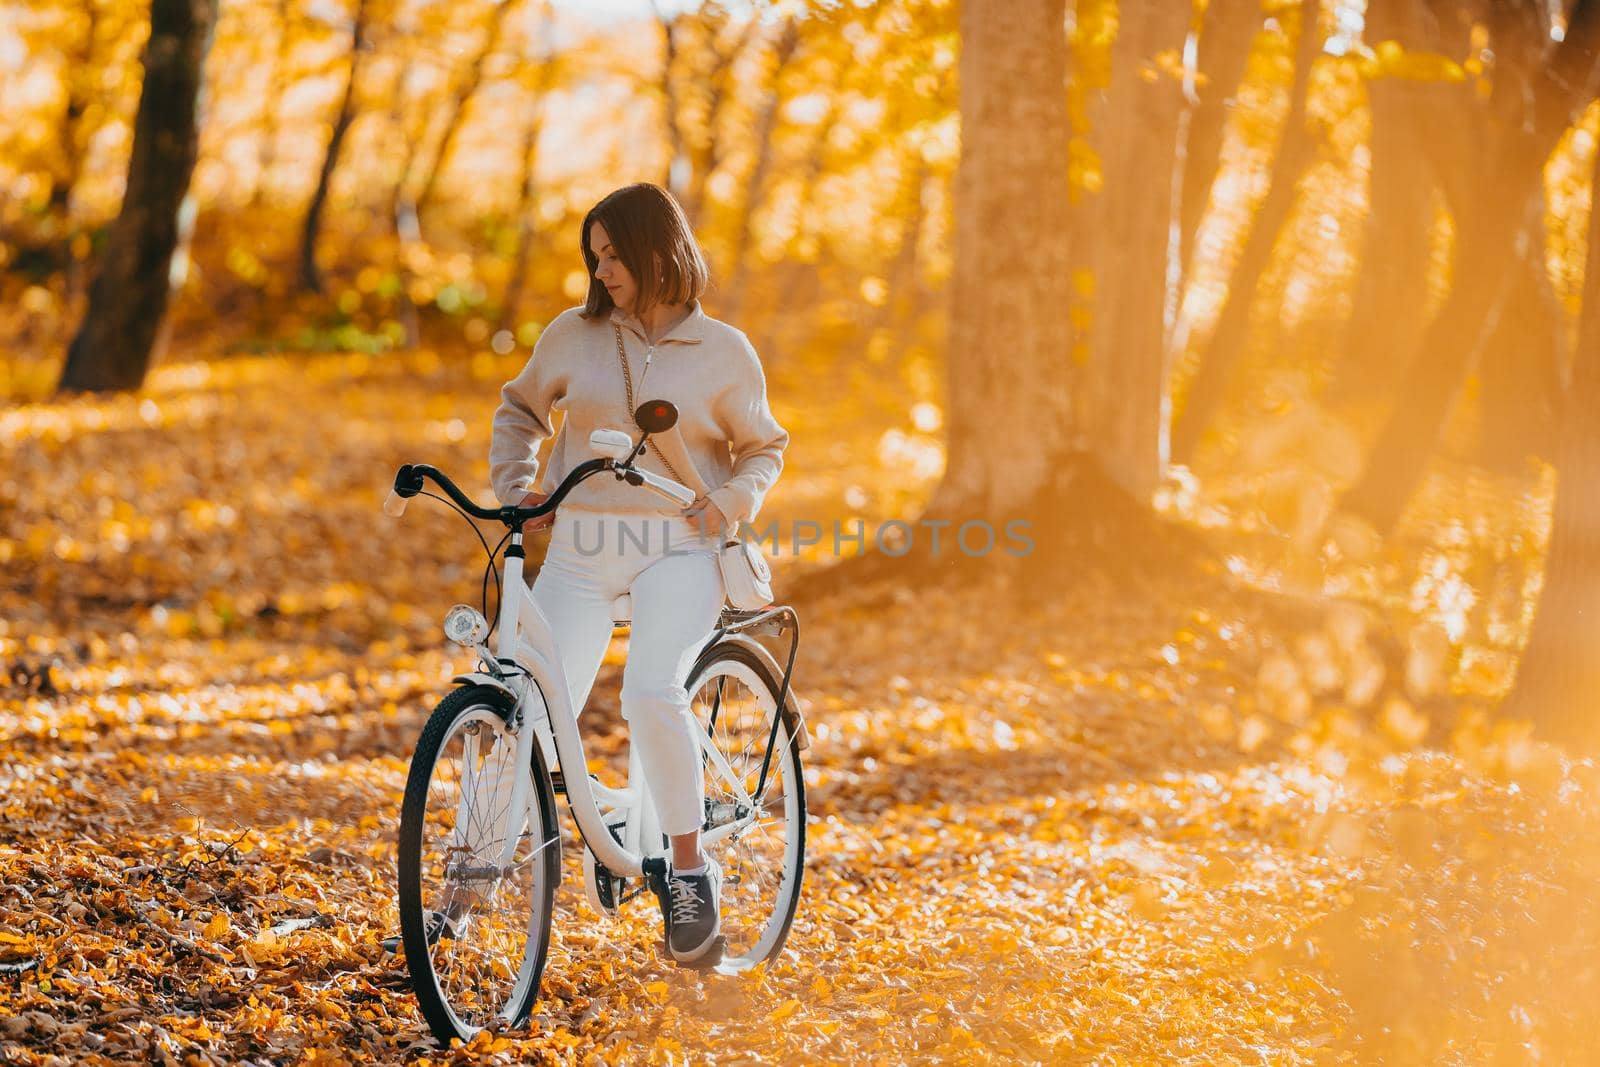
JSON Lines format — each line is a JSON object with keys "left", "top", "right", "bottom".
{"left": 489, "top": 299, "right": 789, "bottom": 526}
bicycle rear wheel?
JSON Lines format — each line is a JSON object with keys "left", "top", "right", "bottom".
{"left": 397, "top": 684, "right": 560, "bottom": 1044}
{"left": 684, "top": 642, "right": 806, "bottom": 968}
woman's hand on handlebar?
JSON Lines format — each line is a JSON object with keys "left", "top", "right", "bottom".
{"left": 683, "top": 495, "right": 729, "bottom": 540}
{"left": 517, "top": 490, "right": 555, "bottom": 531}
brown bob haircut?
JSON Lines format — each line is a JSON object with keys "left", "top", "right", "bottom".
{"left": 579, "top": 182, "right": 710, "bottom": 319}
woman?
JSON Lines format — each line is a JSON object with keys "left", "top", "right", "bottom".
{"left": 488, "top": 182, "right": 789, "bottom": 963}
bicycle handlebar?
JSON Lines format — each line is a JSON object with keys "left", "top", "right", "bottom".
{"left": 387, "top": 458, "right": 617, "bottom": 526}
{"left": 387, "top": 451, "right": 696, "bottom": 527}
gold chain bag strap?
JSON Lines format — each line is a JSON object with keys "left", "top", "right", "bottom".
{"left": 612, "top": 323, "right": 687, "bottom": 484}
{"left": 612, "top": 322, "right": 773, "bottom": 610}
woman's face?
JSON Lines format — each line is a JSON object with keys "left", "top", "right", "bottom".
{"left": 589, "top": 221, "right": 637, "bottom": 313}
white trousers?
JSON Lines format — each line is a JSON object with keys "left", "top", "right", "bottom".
{"left": 530, "top": 508, "right": 725, "bottom": 837}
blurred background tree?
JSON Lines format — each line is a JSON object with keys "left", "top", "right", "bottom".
{"left": 54, "top": 0, "right": 217, "bottom": 392}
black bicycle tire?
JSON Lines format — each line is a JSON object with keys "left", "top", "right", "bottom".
{"left": 396, "top": 684, "right": 561, "bottom": 1044}
{"left": 684, "top": 641, "right": 807, "bottom": 965}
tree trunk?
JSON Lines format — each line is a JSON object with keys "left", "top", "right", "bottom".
{"left": 1088, "top": 0, "right": 1198, "bottom": 496}
{"left": 498, "top": 120, "right": 542, "bottom": 335}
{"left": 46, "top": 0, "right": 100, "bottom": 228}
{"left": 298, "top": 0, "right": 368, "bottom": 294}
{"left": 500, "top": 92, "right": 552, "bottom": 335}
{"left": 681, "top": 16, "right": 758, "bottom": 233}
{"left": 1171, "top": 0, "right": 1322, "bottom": 466}
{"left": 918, "top": 0, "right": 1075, "bottom": 523}
{"left": 56, "top": 0, "right": 103, "bottom": 299}
{"left": 416, "top": 0, "right": 520, "bottom": 223}
{"left": 870, "top": 156, "right": 931, "bottom": 339}
{"left": 1474, "top": 210, "right": 1564, "bottom": 471}
{"left": 251, "top": 0, "right": 296, "bottom": 209}
{"left": 1178, "top": 0, "right": 1261, "bottom": 285}
{"left": 1324, "top": 0, "right": 1440, "bottom": 403}
{"left": 1501, "top": 141, "right": 1600, "bottom": 748}
{"left": 751, "top": 98, "right": 840, "bottom": 365}
{"left": 56, "top": 0, "right": 217, "bottom": 395}
{"left": 1339, "top": 0, "right": 1600, "bottom": 534}
{"left": 381, "top": 58, "right": 426, "bottom": 349}
{"left": 791, "top": 0, "right": 1214, "bottom": 604}
{"left": 722, "top": 17, "right": 801, "bottom": 321}
{"left": 655, "top": 5, "right": 687, "bottom": 197}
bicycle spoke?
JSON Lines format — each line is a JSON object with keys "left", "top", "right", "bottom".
{"left": 401, "top": 699, "right": 555, "bottom": 1040}
{"left": 685, "top": 652, "right": 804, "bottom": 968}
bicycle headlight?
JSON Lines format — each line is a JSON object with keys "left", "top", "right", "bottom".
{"left": 442, "top": 604, "right": 490, "bottom": 647}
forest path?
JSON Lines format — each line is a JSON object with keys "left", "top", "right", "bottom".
{"left": 1, "top": 351, "right": 1590, "bottom": 1065}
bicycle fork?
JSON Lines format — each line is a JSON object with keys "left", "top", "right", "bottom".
{"left": 446, "top": 709, "right": 545, "bottom": 884}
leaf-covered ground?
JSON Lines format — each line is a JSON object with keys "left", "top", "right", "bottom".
{"left": 3, "top": 350, "right": 1597, "bottom": 1065}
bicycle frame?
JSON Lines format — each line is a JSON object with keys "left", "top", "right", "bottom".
{"left": 391, "top": 454, "right": 784, "bottom": 886}
{"left": 473, "top": 528, "right": 763, "bottom": 881}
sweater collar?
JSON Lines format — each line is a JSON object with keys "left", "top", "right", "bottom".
{"left": 610, "top": 298, "right": 706, "bottom": 345}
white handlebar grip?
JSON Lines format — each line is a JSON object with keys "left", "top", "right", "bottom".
{"left": 383, "top": 489, "right": 409, "bottom": 517}
{"left": 636, "top": 469, "right": 698, "bottom": 507}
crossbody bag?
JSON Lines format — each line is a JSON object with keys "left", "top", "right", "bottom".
{"left": 612, "top": 322, "right": 773, "bottom": 610}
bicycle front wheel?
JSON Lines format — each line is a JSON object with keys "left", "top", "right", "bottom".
{"left": 397, "top": 684, "right": 560, "bottom": 1045}
{"left": 684, "top": 642, "right": 807, "bottom": 969}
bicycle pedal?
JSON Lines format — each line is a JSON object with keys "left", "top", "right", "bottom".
{"left": 584, "top": 820, "right": 630, "bottom": 916}
{"left": 592, "top": 857, "right": 620, "bottom": 912}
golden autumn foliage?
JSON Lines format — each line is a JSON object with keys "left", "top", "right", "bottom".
{"left": 1, "top": 347, "right": 1597, "bottom": 1064}
{"left": 4, "top": 0, "right": 1600, "bottom": 1063}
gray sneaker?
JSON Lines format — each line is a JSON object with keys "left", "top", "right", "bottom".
{"left": 665, "top": 855, "right": 722, "bottom": 963}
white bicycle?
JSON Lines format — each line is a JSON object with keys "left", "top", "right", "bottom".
{"left": 383, "top": 399, "right": 808, "bottom": 1045}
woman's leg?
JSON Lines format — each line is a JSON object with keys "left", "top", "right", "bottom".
{"left": 528, "top": 512, "right": 626, "bottom": 719}
{"left": 620, "top": 534, "right": 725, "bottom": 864}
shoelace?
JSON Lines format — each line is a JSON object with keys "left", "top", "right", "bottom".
{"left": 668, "top": 875, "right": 707, "bottom": 926}
{"left": 427, "top": 910, "right": 459, "bottom": 943}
